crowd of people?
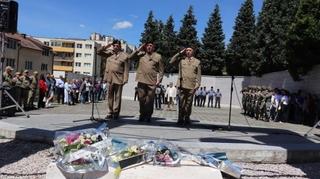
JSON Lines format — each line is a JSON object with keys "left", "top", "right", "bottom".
{"left": 2, "top": 66, "right": 109, "bottom": 116}
{"left": 146, "top": 84, "right": 223, "bottom": 111}
{"left": 242, "top": 86, "right": 320, "bottom": 127}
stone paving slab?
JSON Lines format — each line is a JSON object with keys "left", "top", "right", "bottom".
{"left": 1, "top": 100, "right": 320, "bottom": 163}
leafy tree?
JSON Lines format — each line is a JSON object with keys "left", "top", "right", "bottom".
{"left": 253, "top": 0, "right": 300, "bottom": 75}
{"left": 177, "top": 6, "right": 200, "bottom": 56}
{"left": 226, "top": 0, "right": 255, "bottom": 76}
{"left": 201, "top": 4, "right": 225, "bottom": 75}
{"left": 286, "top": 0, "right": 320, "bottom": 80}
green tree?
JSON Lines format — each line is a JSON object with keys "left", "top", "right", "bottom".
{"left": 287, "top": 0, "right": 320, "bottom": 80}
{"left": 140, "top": 11, "right": 160, "bottom": 44}
{"left": 162, "top": 16, "right": 178, "bottom": 73}
{"left": 177, "top": 6, "right": 200, "bottom": 55}
{"left": 253, "top": 0, "right": 300, "bottom": 75}
{"left": 226, "top": 0, "right": 255, "bottom": 76}
{"left": 201, "top": 4, "right": 225, "bottom": 75}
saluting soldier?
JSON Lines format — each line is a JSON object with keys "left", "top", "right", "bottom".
{"left": 130, "top": 42, "right": 164, "bottom": 122}
{"left": 28, "top": 71, "right": 39, "bottom": 110}
{"left": 20, "top": 70, "right": 31, "bottom": 110}
{"left": 170, "top": 47, "right": 201, "bottom": 126}
{"left": 98, "top": 40, "right": 129, "bottom": 120}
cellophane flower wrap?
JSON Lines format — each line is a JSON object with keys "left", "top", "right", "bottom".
{"left": 153, "top": 140, "right": 181, "bottom": 167}
{"left": 53, "top": 123, "right": 110, "bottom": 174}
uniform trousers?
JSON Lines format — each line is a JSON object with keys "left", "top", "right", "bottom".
{"left": 178, "top": 88, "right": 194, "bottom": 123}
{"left": 108, "top": 83, "right": 123, "bottom": 116}
{"left": 137, "top": 82, "right": 156, "bottom": 119}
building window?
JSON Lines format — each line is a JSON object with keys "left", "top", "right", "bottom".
{"left": 42, "top": 48, "right": 50, "bottom": 56}
{"left": 84, "top": 63, "right": 91, "bottom": 67}
{"left": 6, "top": 58, "right": 15, "bottom": 67}
{"left": 76, "top": 44, "right": 82, "bottom": 48}
{"left": 51, "top": 41, "right": 62, "bottom": 47}
{"left": 44, "top": 41, "right": 49, "bottom": 46}
{"left": 7, "top": 38, "right": 17, "bottom": 49}
{"left": 41, "top": 64, "right": 48, "bottom": 71}
{"left": 75, "top": 62, "right": 81, "bottom": 67}
{"left": 84, "top": 53, "right": 92, "bottom": 58}
{"left": 76, "top": 53, "right": 82, "bottom": 57}
{"left": 83, "top": 72, "right": 90, "bottom": 75}
{"left": 75, "top": 71, "right": 80, "bottom": 74}
{"left": 25, "top": 61, "right": 33, "bottom": 70}
{"left": 85, "top": 44, "right": 92, "bottom": 49}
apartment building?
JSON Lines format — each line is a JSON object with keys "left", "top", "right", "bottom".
{"left": 2, "top": 33, "right": 53, "bottom": 74}
{"left": 35, "top": 37, "right": 102, "bottom": 78}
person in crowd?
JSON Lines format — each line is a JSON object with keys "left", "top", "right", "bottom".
{"left": 55, "top": 75, "right": 65, "bottom": 104}
{"left": 134, "top": 86, "right": 139, "bottom": 101}
{"left": 20, "top": 70, "right": 31, "bottom": 110}
{"left": 79, "top": 78, "right": 88, "bottom": 104}
{"left": 170, "top": 47, "right": 201, "bottom": 126}
{"left": 129, "top": 42, "right": 164, "bottom": 122}
{"left": 45, "top": 74, "right": 55, "bottom": 107}
{"left": 12, "top": 72, "right": 23, "bottom": 107}
{"left": 215, "top": 89, "right": 222, "bottom": 108}
{"left": 102, "top": 81, "right": 108, "bottom": 100}
{"left": 28, "top": 71, "right": 39, "bottom": 110}
{"left": 2, "top": 66, "right": 13, "bottom": 87}
{"left": 38, "top": 74, "right": 47, "bottom": 108}
{"left": 155, "top": 84, "right": 162, "bottom": 110}
{"left": 161, "top": 85, "right": 166, "bottom": 104}
{"left": 165, "top": 82, "right": 177, "bottom": 111}
{"left": 98, "top": 39, "right": 130, "bottom": 120}
{"left": 201, "top": 86, "right": 207, "bottom": 107}
{"left": 64, "top": 79, "right": 71, "bottom": 105}
{"left": 207, "top": 86, "right": 215, "bottom": 108}
{"left": 194, "top": 88, "right": 201, "bottom": 106}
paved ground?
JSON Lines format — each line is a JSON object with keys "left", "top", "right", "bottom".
{"left": 0, "top": 99, "right": 320, "bottom": 164}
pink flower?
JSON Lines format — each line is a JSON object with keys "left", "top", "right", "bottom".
{"left": 66, "top": 133, "right": 80, "bottom": 145}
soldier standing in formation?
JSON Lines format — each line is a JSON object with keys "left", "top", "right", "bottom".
{"left": 98, "top": 40, "right": 130, "bottom": 120}
{"left": 20, "top": 70, "right": 31, "bottom": 110}
{"left": 170, "top": 47, "right": 201, "bottom": 126}
{"left": 2, "top": 66, "right": 14, "bottom": 87}
{"left": 28, "top": 71, "right": 38, "bottom": 109}
{"left": 130, "top": 42, "right": 164, "bottom": 122}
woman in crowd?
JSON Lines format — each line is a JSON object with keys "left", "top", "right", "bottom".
{"left": 38, "top": 74, "right": 48, "bottom": 108}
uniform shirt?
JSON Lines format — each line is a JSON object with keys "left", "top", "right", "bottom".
{"left": 2, "top": 72, "right": 13, "bottom": 87}
{"left": 155, "top": 86, "right": 161, "bottom": 95}
{"left": 30, "top": 76, "right": 38, "bottom": 90}
{"left": 195, "top": 89, "right": 201, "bottom": 96}
{"left": 170, "top": 53, "right": 201, "bottom": 90}
{"left": 208, "top": 90, "right": 216, "bottom": 97}
{"left": 20, "top": 75, "right": 31, "bottom": 89}
{"left": 99, "top": 49, "right": 129, "bottom": 85}
{"left": 201, "top": 90, "right": 207, "bottom": 96}
{"left": 130, "top": 51, "right": 164, "bottom": 86}
{"left": 215, "top": 92, "right": 222, "bottom": 98}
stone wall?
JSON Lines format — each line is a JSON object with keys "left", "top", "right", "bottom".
{"left": 121, "top": 64, "right": 320, "bottom": 107}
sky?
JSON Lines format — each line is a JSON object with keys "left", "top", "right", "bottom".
{"left": 16, "top": 0, "right": 264, "bottom": 46}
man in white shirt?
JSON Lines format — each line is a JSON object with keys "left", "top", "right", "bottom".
{"left": 207, "top": 86, "right": 216, "bottom": 108}
{"left": 165, "top": 82, "right": 177, "bottom": 110}
{"left": 215, "top": 89, "right": 222, "bottom": 108}
{"left": 55, "top": 76, "right": 65, "bottom": 104}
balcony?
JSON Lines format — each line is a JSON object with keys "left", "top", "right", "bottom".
{"left": 54, "top": 57, "right": 74, "bottom": 62}
{"left": 52, "top": 46, "right": 74, "bottom": 53}
{"left": 53, "top": 65, "right": 73, "bottom": 72}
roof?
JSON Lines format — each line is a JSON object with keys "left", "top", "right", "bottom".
{"left": 5, "top": 33, "right": 50, "bottom": 51}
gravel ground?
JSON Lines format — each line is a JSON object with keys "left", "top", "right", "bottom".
{"left": 0, "top": 139, "right": 320, "bottom": 179}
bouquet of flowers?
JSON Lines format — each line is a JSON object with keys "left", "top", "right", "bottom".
{"left": 109, "top": 139, "right": 146, "bottom": 169}
{"left": 153, "top": 141, "right": 181, "bottom": 167}
{"left": 53, "top": 123, "right": 110, "bottom": 176}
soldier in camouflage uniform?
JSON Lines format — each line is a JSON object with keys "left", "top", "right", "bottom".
{"left": 12, "top": 72, "right": 23, "bottom": 107}
{"left": 28, "top": 71, "right": 39, "bottom": 110}
{"left": 20, "top": 70, "right": 31, "bottom": 110}
{"left": 2, "top": 66, "right": 14, "bottom": 88}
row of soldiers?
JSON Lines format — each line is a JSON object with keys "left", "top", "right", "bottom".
{"left": 241, "top": 86, "right": 273, "bottom": 121}
{"left": 2, "top": 66, "right": 39, "bottom": 112}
